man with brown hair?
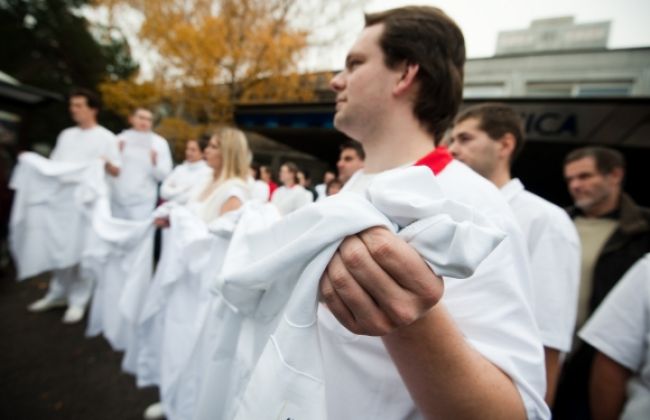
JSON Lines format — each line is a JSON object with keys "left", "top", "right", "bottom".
{"left": 449, "top": 102, "right": 581, "bottom": 406}
{"left": 554, "top": 146, "right": 650, "bottom": 419}
{"left": 336, "top": 139, "right": 365, "bottom": 184}
{"left": 27, "top": 88, "right": 121, "bottom": 324}
{"left": 317, "top": 6, "right": 548, "bottom": 419}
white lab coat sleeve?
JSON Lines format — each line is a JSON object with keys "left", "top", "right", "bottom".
{"left": 579, "top": 254, "right": 650, "bottom": 371}
{"left": 151, "top": 135, "right": 173, "bottom": 182}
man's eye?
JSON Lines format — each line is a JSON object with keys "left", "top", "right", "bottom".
{"left": 348, "top": 60, "right": 361, "bottom": 70}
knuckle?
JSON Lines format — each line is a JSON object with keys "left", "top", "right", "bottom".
{"left": 391, "top": 305, "right": 418, "bottom": 327}
{"left": 367, "top": 235, "right": 396, "bottom": 260}
{"left": 327, "top": 267, "right": 349, "bottom": 290}
{"left": 320, "top": 287, "right": 337, "bottom": 305}
{"left": 339, "top": 242, "right": 367, "bottom": 269}
{"left": 420, "top": 281, "right": 444, "bottom": 307}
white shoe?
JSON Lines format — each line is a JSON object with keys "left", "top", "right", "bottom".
{"left": 27, "top": 297, "right": 67, "bottom": 312}
{"left": 143, "top": 402, "right": 165, "bottom": 419}
{"left": 62, "top": 306, "right": 85, "bottom": 324}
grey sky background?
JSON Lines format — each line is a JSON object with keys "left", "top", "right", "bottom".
{"left": 89, "top": 0, "right": 650, "bottom": 78}
{"left": 304, "top": 0, "right": 650, "bottom": 71}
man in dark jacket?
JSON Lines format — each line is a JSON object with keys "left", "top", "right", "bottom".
{"left": 554, "top": 146, "right": 650, "bottom": 420}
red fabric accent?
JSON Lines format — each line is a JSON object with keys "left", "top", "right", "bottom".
{"left": 413, "top": 146, "right": 453, "bottom": 175}
{"left": 268, "top": 181, "right": 278, "bottom": 199}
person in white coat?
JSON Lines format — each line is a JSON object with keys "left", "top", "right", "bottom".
{"left": 315, "top": 7, "right": 548, "bottom": 419}
{"left": 248, "top": 162, "right": 270, "bottom": 203}
{"left": 27, "top": 88, "right": 121, "bottom": 324}
{"left": 579, "top": 254, "right": 650, "bottom": 420}
{"left": 144, "top": 127, "right": 251, "bottom": 420}
{"left": 449, "top": 102, "right": 581, "bottom": 406}
{"left": 110, "top": 108, "right": 172, "bottom": 220}
{"left": 270, "top": 162, "right": 312, "bottom": 216}
{"left": 160, "top": 138, "right": 212, "bottom": 205}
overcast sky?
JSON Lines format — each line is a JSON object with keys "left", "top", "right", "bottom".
{"left": 303, "top": 0, "right": 650, "bottom": 71}
{"left": 101, "top": 0, "right": 650, "bottom": 78}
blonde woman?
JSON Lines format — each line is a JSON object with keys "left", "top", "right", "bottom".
{"left": 155, "top": 127, "right": 250, "bottom": 227}
{"left": 145, "top": 127, "right": 251, "bottom": 420}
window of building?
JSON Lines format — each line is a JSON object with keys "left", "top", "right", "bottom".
{"left": 463, "top": 84, "right": 506, "bottom": 98}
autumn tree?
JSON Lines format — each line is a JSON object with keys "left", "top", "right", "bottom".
{"left": 92, "top": 0, "right": 360, "bottom": 148}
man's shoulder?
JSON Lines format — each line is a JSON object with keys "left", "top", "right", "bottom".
{"left": 93, "top": 125, "right": 118, "bottom": 141}
{"left": 439, "top": 161, "right": 507, "bottom": 207}
{"left": 516, "top": 189, "right": 578, "bottom": 241}
{"left": 518, "top": 188, "right": 573, "bottom": 223}
{"left": 58, "top": 126, "right": 79, "bottom": 138}
{"left": 152, "top": 132, "right": 168, "bottom": 144}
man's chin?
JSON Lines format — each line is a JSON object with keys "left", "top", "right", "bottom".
{"left": 574, "top": 198, "right": 595, "bottom": 211}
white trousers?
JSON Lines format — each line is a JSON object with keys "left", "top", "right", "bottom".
{"left": 111, "top": 201, "right": 156, "bottom": 221}
{"left": 44, "top": 264, "right": 93, "bottom": 307}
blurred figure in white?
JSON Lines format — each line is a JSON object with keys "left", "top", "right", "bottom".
{"left": 259, "top": 165, "right": 277, "bottom": 199}
{"left": 316, "top": 170, "right": 336, "bottom": 201}
{"left": 298, "top": 169, "right": 318, "bottom": 202}
{"left": 160, "top": 138, "right": 212, "bottom": 205}
{"left": 336, "top": 140, "right": 365, "bottom": 185}
{"left": 27, "top": 88, "right": 121, "bottom": 324}
{"left": 144, "top": 127, "right": 251, "bottom": 420}
{"left": 249, "top": 162, "right": 270, "bottom": 202}
{"left": 326, "top": 177, "right": 343, "bottom": 196}
{"left": 110, "top": 108, "right": 173, "bottom": 220}
{"left": 271, "top": 162, "right": 312, "bottom": 216}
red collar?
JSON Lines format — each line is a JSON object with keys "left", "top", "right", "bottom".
{"left": 414, "top": 146, "right": 453, "bottom": 175}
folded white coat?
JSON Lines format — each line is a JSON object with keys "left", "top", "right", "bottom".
{"left": 205, "top": 166, "right": 506, "bottom": 420}
{"left": 162, "top": 202, "right": 281, "bottom": 420}
{"left": 125, "top": 202, "right": 281, "bottom": 420}
{"left": 9, "top": 152, "right": 108, "bottom": 280}
{"left": 124, "top": 203, "right": 210, "bottom": 384}
{"left": 82, "top": 199, "right": 155, "bottom": 352}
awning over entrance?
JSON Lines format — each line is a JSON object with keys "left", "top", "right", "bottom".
{"left": 235, "top": 98, "right": 650, "bottom": 206}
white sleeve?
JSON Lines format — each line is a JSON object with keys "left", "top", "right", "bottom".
{"left": 530, "top": 223, "right": 581, "bottom": 352}
{"left": 105, "top": 131, "right": 121, "bottom": 167}
{"left": 579, "top": 255, "right": 650, "bottom": 372}
{"left": 160, "top": 165, "right": 185, "bottom": 200}
{"left": 49, "top": 130, "right": 66, "bottom": 161}
{"left": 151, "top": 136, "right": 173, "bottom": 182}
{"left": 224, "top": 185, "right": 248, "bottom": 205}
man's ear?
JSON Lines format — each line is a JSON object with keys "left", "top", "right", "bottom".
{"left": 393, "top": 62, "right": 419, "bottom": 96}
{"left": 607, "top": 167, "right": 624, "bottom": 185}
{"left": 498, "top": 133, "right": 517, "bottom": 160}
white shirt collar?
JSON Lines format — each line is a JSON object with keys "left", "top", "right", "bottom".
{"left": 500, "top": 178, "right": 525, "bottom": 202}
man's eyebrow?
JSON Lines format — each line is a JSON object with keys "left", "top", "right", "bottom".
{"left": 345, "top": 53, "right": 364, "bottom": 65}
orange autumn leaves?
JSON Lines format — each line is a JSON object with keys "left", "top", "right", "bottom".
{"left": 95, "top": 0, "right": 320, "bottom": 144}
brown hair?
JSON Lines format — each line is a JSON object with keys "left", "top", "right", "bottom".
{"left": 340, "top": 139, "right": 365, "bottom": 160}
{"left": 69, "top": 88, "right": 102, "bottom": 112}
{"left": 365, "top": 6, "right": 466, "bottom": 140}
{"left": 454, "top": 102, "right": 526, "bottom": 162}
{"left": 564, "top": 146, "right": 626, "bottom": 175}
{"left": 281, "top": 161, "right": 300, "bottom": 185}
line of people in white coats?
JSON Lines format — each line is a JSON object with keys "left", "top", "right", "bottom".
{"left": 8, "top": 88, "right": 353, "bottom": 419}
{"left": 10, "top": 8, "right": 546, "bottom": 420}
{"left": 11, "top": 5, "right": 650, "bottom": 420}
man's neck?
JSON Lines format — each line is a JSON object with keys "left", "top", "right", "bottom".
{"left": 78, "top": 120, "right": 97, "bottom": 130}
{"left": 490, "top": 166, "right": 512, "bottom": 189}
{"left": 360, "top": 118, "right": 436, "bottom": 174}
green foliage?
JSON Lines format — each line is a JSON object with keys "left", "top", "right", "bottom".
{"left": 0, "top": 0, "right": 138, "bottom": 144}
